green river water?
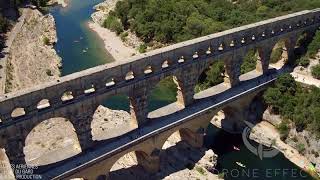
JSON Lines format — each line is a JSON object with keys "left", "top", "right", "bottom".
{"left": 49, "top": 0, "right": 314, "bottom": 179}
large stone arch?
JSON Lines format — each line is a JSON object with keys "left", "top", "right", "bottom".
{"left": 91, "top": 93, "right": 138, "bottom": 141}
{"left": 147, "top": 74, "right": 191, "bottom": 119}
{"left": 107, "top": 149, "right": 160, "bottom": 178}
{"left": 24, "top": 117, "right": 82, "bottom": 166}
{"left": 0, "top": 110, "right": 88, "bottom": 167}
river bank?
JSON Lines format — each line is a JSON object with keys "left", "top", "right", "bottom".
{"left": 88, "top": 22, "right": 138, "bottom": 62}
{"left": 257, "top": 109, "right": 320, "bottom": 177}
{"left": 4, "top": 8, "right": 61, "bottom": 93}
{"left": 89, "top": 0, "right": 140, "bottom": 61}
{"left": 48, "top": 0, "right": 68, "bottom": 8}
{"left": 0, "top": 6, "right": 62, "bottom": 179}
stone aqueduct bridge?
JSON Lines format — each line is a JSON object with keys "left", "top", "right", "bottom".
{"left": 0, "top": 9, "right": 319, "bottom": 179}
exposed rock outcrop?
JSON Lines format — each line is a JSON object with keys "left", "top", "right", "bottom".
{"left": 5, "top": 9, "right": 61, "bottom": 93}
{"left": 249, "top": 109, "right": 320, "bottom": 177}
{"left": 48, "top": 0, "right": 68, "bottom": 8}
{"left": 91, "top": 106, "right": 138, "bottom": 141}
{"left": 110, "top": 132, "right": 220, "bottom": 180}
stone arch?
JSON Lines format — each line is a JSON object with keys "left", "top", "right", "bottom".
{"left": 91, "top": 94, "right": 138, "bottom": 141}
{"left": 11, "top": 107, "right": 26, "bottom": 118}
{"left": 195, "top": 59, "right": 225, "bottom": 92}
{"left": 105, "top": 78, "right": 116, "bottom": 87}
{"left": 147, "top": 75, "right": 185, "bottom": 119}
{"left": 212, "top": 106, "right": 247, "bottom": 133}
{"left": 161, "top": 60, "right": 169, "bottom": 69}
{"left": 159, "top": 127, "right": 204, "bottom": 151}
{"left": 23, "top": 117, "right": 81, "bottom": 166}
{"left": 270, "top": 37, "right": 289, "bottom": 69}
{"left": 245, "top": 92, "right": 267, "bottom": 123}
{"left": 108, "top": 150, "right": 159, "bottom": 179}
{"left": 125, "top": 71, "right": 135, "bottom": 81}
{"left": 36, "top": 99, "right": 50, "bottom": 110}
{"left": 238, "top": 47, "right": 263, "bottom": 81}
{"left": 84, "top": 84, "right": 96, "bottom": 94}
{"left": 61, "top": 90, "right": 74, "bottom": 102}
{"left": 144, "top": 65, "right": 153, "bottom": 74}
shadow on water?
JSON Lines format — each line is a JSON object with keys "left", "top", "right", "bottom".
{"left": 205, "top": 124, "right": 314, "bottom": 180}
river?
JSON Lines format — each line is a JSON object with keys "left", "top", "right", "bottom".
{"left": 49, "top": 1, "right": 314, "bottom": 179}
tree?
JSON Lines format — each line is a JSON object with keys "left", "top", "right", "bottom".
{"left": 312, "top": 64, "right": 320, "bottom": 79}
{"left": 31, "top": 0, "right": 49, "bottom": 7}
{"left": 241, "top": 49, "right": 258, "bottom": 74}
{"left": 307, "top": 30, "right": 320, "bottom": 58}
{"left": 0, "top": 15, "right": 9, "bottom": 33}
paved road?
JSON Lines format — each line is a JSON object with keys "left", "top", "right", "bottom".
{"left": 39, "top": 69, "right": 281, "bottom": 179}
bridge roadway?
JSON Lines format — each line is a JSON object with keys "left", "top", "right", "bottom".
{"left": 38, "top": 68, "right": 284, "bottom": 179}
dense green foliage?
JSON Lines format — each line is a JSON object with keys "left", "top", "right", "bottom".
{"left": 0, "top": 15, "right": 9, "bottom": 33}
{"left": 277, "top": 119, "right": 290, "bottom": 141}
{"left": 241, "top": 49, "right": 258, "bottom": 74}
{"left": 196, "top": 49, "right": 259, "bottom": 92}
{"left": 110, "top": 0, "right": 320, "bottom": 44}
{"left": 264, "top": 73, "right": 320, "bottom": 138}
{"left": 298, "top": 56, "right": 310, "bottom": 67}
{"left": 270, "top": 45, "right": 284, "bottom": 64}
{"left": 312, "top": 64, "right": 320, "bottom": 79}
{"left": 195, "top": 61, "right": 224, "bottom": 92}
{"left": 307, "top": 31, "right": 320, "bottom": 58}
{"left": 103, "top": 12, "right": 124, "bottom": 35}
{"left": 30, "top": 0, "right": 49, "bottom": 7}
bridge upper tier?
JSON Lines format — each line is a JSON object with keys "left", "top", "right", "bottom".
{"left": 0, "top": 9, "right": 320, "bottom": 122}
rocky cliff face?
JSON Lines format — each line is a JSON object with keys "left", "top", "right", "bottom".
{"left": 5, "top": 9, "right": 61, "bottom": 93}
{"left": 251, "top": 109, "right": 320, "bottom": 176}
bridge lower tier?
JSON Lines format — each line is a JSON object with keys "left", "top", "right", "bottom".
{"left": 35, "top": 67, "right": 286, "bottom": 179}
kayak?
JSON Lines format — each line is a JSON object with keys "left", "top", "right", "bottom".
{"left": 236, "top": 162, "right": 246, "bottom": 168}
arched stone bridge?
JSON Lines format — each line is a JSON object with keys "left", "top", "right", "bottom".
{"left": 0, "top": 9, "right": 319, "bottom": 179}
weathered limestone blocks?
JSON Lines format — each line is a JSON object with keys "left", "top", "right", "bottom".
{"left": 130, "top": 87, "right": 148, "bottom": 126}
{"left": 256, "top": 43, "right": 275, "bottom": 73}
{"left": 180, "top": 129, "right": 204, "bottom": 148}
{"left": 224, "top": 56, "right": 241, "bottom": 87}
{"left": 136, "top": 150, "right": 160, "bottom": 173}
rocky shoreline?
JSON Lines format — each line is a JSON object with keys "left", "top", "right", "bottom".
{"left": 48, "top": 0, "right": 68, "bottom": 8}
{"left": 0, "top": 6, "right": 63, "bottom": 179}
{"left": 4, "top": 8, "right": 61, "bottom": 93}
{"left": 89, "top": 0, "right": 141, "bottom": 61}
{"left": 254, "top": 109, "right": 320, "bottom": 177}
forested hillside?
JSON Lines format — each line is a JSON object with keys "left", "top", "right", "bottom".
{"left": 109, "top": 0, "right": 320, "bottom": 43}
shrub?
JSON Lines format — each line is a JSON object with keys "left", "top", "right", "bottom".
{"left": 31, "top": 0, "right": 49, "bottom": 7}
{"left": 138, "top": 43, "right": 147, "bottom": 53}
{"left": 296, "top": 143, "right": 305, "bottom": 154}
{"left": 298, "top": 56, "right": 310, "bottom": 67}
{"left": 271, "top": 138, "right": 276, "bottom": 146}
{"left": 307, "top": 30, "right": 320, "bottom": 58}
{"left": 43, "top": 36, "right": 50, "bottom": 45}
{"left": 241, "top": 49, "right": 258, "bottom": 74}
{"left": 195, "top": 166, "right": 206, "bottom": 175}
{"left": 277, "top": 120, "right": 290, "bottom": 141}
{"left": 120, "top": 32, "right": 128, "bottom": 41}
{"left": 103, "top": 13, "right": 124, "bottom": 35}
{"left": 218, "top": 172, "right": 225, "bottom": 179}
{"left": 311, "top": 64, "right": 320, "bottom": 79}
{"left": 270, "top": 47, "right": 283, "bottom": 64}
{"left": 0, "top": 15, "right": 9, "bottom": 33}
{"left": 46, "top": 69, "right": 53, "bottom": 76}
